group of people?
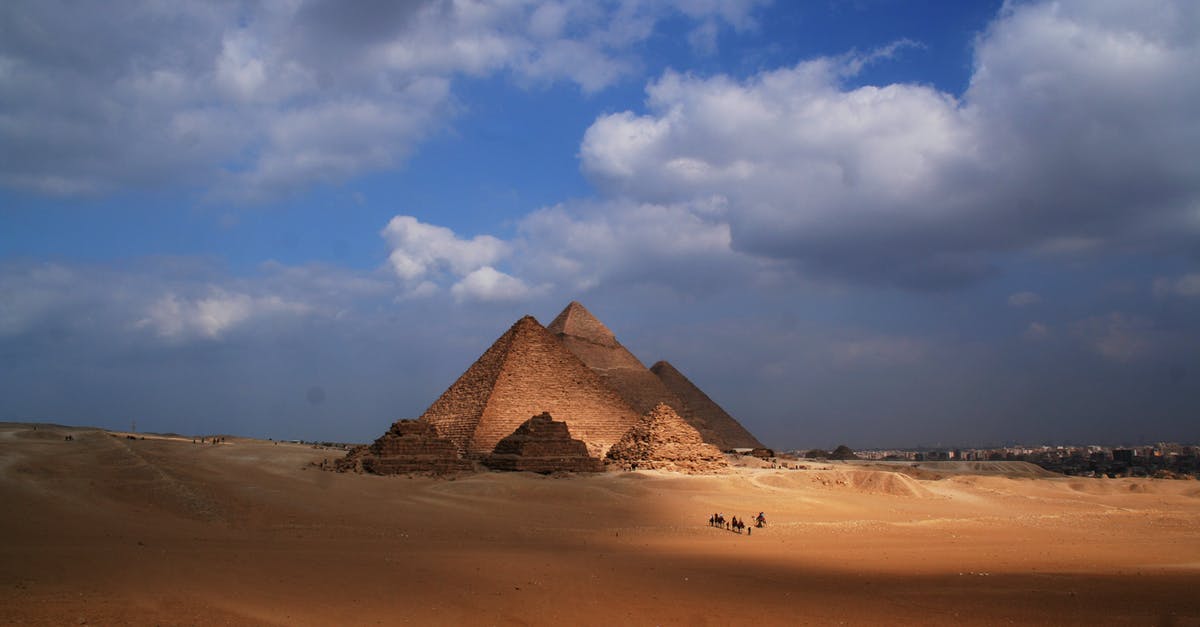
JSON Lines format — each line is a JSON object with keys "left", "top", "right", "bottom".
{"left": 708, "top": 512, "right": 767, "bottom": 534}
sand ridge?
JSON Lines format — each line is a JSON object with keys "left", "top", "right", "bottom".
{"left": 2, "top": 422, "right": 1198, "bottom": 625}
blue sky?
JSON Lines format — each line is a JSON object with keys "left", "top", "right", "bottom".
{"left": 2, "top": 0, "right": 1198, "bottom": 449}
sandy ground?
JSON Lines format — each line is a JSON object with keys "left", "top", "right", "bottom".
{"left": 1, "top": 423, "right": 1198, "bottom": 626}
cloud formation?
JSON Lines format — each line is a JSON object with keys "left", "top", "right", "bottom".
{"left": 579, "top": 0, "right": 1200, "bottom": 288}
{"left": 0, "top": 0, "right": 764, "bottom": 201}
{"left": 381, "top": 215, "right": 532, "bottom": 301}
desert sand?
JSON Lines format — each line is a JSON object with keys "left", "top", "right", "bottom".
{"left": 2, "top": 423, "right": 1198, "bottom": 625}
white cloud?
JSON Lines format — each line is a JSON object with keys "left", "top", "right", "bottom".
{"left": 0, "top": 0, "right": 767, "bottom": 201}
{"left": 450, "top": 266, "right": 534, "bottom": 302}
{"left": 382, "top": 215, "right": 509, "bottom": 284}
{"left": 578, "top": 0, "right": 1200, "bottom": 287}
{"left": 136, "top": 288, "right": 310, "bottom": 341}
{"left": 512, "top": 199, "right": 752, "bottom": 293}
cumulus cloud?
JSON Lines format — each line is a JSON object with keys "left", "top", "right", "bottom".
{"left": 381, "top": 215, "right": 534, "bottom": 301}
{"left": 579, "top": 0, "right": 1200, "bottom": 288}
{"left": 0, "top": 0, "right": 766, "bottom": 201}
{"left": 450, "top": 267, "right": 535, "bottom": 302}
{"left": 136, "top": 289, "right": 310, "bottom": 341}
{"left": 513, "top": 199, "right": 751, "bottom": 293}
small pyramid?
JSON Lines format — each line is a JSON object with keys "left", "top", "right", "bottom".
{"left": 336, "top": 419, "right": 473, "bottom": 474}
{"left": 419, "top": 315, "right": 639, "bottom": 458}
{"left": 650, "top": 360, "right": 764, "bottom": 450}
{"left": 483, "top": 412, "right": 603, "bottom": 473}
{"left": 606, "top": 403, "right": 729, "bottom": 473}
{"left": 548, "top": 302, "right": 688, "bottom": 417}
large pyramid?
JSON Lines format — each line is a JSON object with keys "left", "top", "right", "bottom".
{"left": 549, "top": 301, "right": 762, "bottom": 451}
{"left": 418, "top": 315, "right": 639, "bottom": 458}
{"left": 651, "top": 360, "right": 764, "bottom": 449}
{"left": 548, "top": 302, "right": 686, "bottom": 416}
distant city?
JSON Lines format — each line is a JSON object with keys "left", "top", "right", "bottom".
{"left": 790, "top": 443, "right": 1200, "bottom": 479}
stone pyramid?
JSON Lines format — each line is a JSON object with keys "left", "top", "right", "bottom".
{"left": 418, "top": 315, "right": 639, "bottom": 458}
{"left": 337, "top": 419, "right": 472, "bottom": 474}
{"left": 548, "top": 301, "right": 686, "bottom": 417}
{"left": 605, "top": 403, "right": 728, "bottom": 473}
{"left": 651, "top": 360, "right": 764, "bottom": 450}
{"left": 483, "top": 412, "right": 603, "bottom": 473}
{"left": 549, "top": 301, "right": 763, "bottom": 451}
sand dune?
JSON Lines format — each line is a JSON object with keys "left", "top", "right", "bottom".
{"left": 2, "top": 422, "right": 1198, "bottom": 625}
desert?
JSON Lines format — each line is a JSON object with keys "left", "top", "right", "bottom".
{"left": 3, "top": 422, "right": 1198, "bottom": 626}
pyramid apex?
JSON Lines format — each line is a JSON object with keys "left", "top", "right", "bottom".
{"left": 547, "top": 301, "right": 617, "bottom": 346}
{"left": 513, "top": 315, "right": 544, "bottom": 329}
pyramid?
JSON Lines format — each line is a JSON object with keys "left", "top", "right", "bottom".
{"left": 336, "top": 419, "right": 472, "bottom": 474}
{"left": 418, "top": 316, "right": 639, "bottom": 458}
{"left": 483, "top": 412, "right": 604, "bottom": 473}
{"left": 548, "top": 302, "right": 687, "bottom": 417}
{"left": 650, "top": 360, "right": 764, "bottom": 450}
{"left": 605, "top": 403, "right": 729, "bottom": 473}
{"left": 549, "top": 301, "right": 763, "bottom": 451}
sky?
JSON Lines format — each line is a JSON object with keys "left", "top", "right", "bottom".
{"left": 2, "top": 0, "right": 1199, "bottom": 450}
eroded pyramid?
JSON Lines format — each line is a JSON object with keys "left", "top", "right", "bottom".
{"left": 606, "top": 403, "right": 729, "bottom": 473}
{"left": 483, "top": 412, "right": 603, "bottom": 473}
{"left": 650, "top": 360, "right": 764, "bottom": 450}
{"left": 336, "top": 419, "right": 473, "bottom": 474}
{"left": 419, "top": 315, "right": 639, "bottom": 458}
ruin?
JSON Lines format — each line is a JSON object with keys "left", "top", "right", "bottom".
{"left": 606, "top": 403, "right": 730, "bottom": 473}
{"left": 334, "top": 419, "right": 472, "bottom": 474}
{"left": 418, "top": 315, "right": 640, "bottom": 459}
{"left": 483, "top": 413, "right": 604, "bottom": 473}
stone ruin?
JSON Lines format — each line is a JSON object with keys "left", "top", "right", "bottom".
{"left": 606, "top": 403, "right": 730, "bottom": 474}
{"left": 331, "top": 419, "right": 473, "bottom": 475}
{"left": 482, "top": 413, "right": 603, "bottom": 474}
{"left": 331, "top": 301, "right": 764, "bottom": 476}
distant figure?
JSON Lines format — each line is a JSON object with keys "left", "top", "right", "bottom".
{"left": 756, "top": 512, "right": 766, "bottom": 528}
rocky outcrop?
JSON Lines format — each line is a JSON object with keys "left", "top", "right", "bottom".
{"left": 483, "top": 413, "right": 603, "bottom": 473}
{"left": 606, "top": 403, "right": 729, "bottom": 473}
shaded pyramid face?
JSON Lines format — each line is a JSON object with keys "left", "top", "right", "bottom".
{"left": 549, "top": 301, "right": 764, "bottom": 451}
{"left": 650, "top": 360, "right": 764, "bottom": 450}
{"left": 418, "top": 316, "right": 639, "bottom": 458}
{"left": 606, "top": 403, "right": 728, "bottom": 473}
{"left": 548, "top": 302, "right": 687, "bottom": 417}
